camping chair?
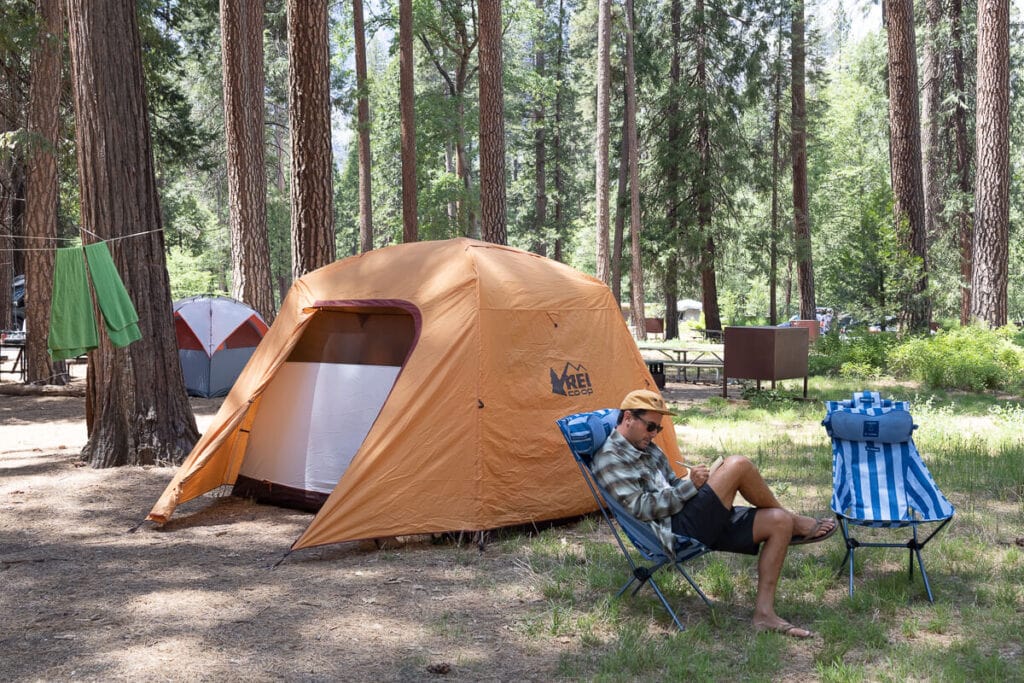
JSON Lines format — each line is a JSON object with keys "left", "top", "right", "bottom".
{"left": 822, "top": 391, "right": 955, "bottom": 602}
{"left": 556, "top": 409, "right": 713, "bottom": 631}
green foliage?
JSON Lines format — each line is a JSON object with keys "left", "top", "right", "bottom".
{"left": 809, "top": 332, "right": 897, "bottom": 378}
{"left": 165, "top": 246, "right": 220, "bottom": 299}
{"left": 889, "top": 326, "right": 1024, "bottom": 391}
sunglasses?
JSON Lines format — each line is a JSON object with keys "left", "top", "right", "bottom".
{"left": 632, "top": 412, "right": 664, "bottom": 434}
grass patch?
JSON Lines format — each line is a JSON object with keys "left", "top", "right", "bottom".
{"left": 531, "top": 380, "right": 1024, "bottom": 679}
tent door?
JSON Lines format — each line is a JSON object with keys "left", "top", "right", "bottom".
{"left": 233, "top": 307, "right": 416, "bottom": 511}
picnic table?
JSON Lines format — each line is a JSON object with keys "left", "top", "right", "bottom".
{"left": 637, "top": 343, "right": 724, "bottom": 383}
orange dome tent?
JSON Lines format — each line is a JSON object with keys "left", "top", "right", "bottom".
{"left": 148, "top": 239, "right": 678, "bottom": 551}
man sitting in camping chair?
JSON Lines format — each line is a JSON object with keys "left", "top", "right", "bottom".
{"left": 592, "top": 389, "right": 836, "bottom": 638}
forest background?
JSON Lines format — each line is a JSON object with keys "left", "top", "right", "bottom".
{"left": 3, "top": 0, "right": 1022, "bottom": 335}
{"left": 1, "top": 0, "right": 1024, "bottom": 468}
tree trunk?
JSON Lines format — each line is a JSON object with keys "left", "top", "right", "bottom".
{"left": 970, "top": 0, "right": 1009, "bottom": 326}
{"left": 353, "top": 0, "right": 373, "bottom": 252}
{"left": 921, "top": 0, "right": 943, "bottom": 245}
{"left": 950, "top": 0, "right": 973, "bottom": 325}
{"left": 624, "top": 0, "right": 644, "bottom": 340}
{"left": 594, "top": 0, "right": 611, "bottom": 284}
{"left": 221, "top": 0, "right": 276, "bottom": 323}
{"left": 65, "top": 0, "right": 198, "bottom": 467}
{"left": 695, "top": 0, "right": 720, "bottom": 332}
{"left": 478, "top": 0, "right": 507, "bottom": 245}
{"left": 25, "top": 0, "right": 67, "bottom": 385}
{"left": 886, "top": 0, "right": 930, "bottom": 331}
{"left": 532, "top": 0, "right": 547, "bottom": 257}
{"left": 791, "top": 0, "right": 816, "bottom": 321}
{"left": 399, "top": 0, "right": 418, "bottom": 242}
{"left": 552, "top": 0, "right": 566, "bottom": 262}
{"left": 663, "top": 0, "right": 682, "bottom": 341}
{"left": 287, "top": 0, "right": 336, "bottom": 279}
{"left": 769, "top": 28, "right": 783, "bottom": 326}
{"left": 612, "top": 122, "right": 628, "bottom": 304}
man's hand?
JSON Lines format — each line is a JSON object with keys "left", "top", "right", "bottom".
{"left": 688, "top": 464, "right": 710, "bottom": 489}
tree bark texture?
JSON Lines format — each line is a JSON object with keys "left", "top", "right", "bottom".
{"left": 478, "top": 0, "right": 507, "bottom": 245}
{"left": 624, "top": 0, "right": 645, "bottom": 339}
{"left": 552, "top": 0, "right": 566, "bottom": 262}
{"left": 791, "top": 0, "right": 816, "bottom": 321}
{"left": 921, "top": 0, "right": 944, "bottom": 244}
{"left": 663, "top": 0, "right": 681, "bottom": 341}
{"left": 353, "top": 0, "right": 374, "bottom": 253}
{"left": 696, "top": 0, "right": 720, "bottom": 332}
{"left": 25, "top": 0, "right": 67, "bottom": 385}
{"left": 769, "top": 31, "right": 783, "bottom": 326}
{"left": 594, "top": 0, "right": 611, "bottom": 284}
{"left": 970, "top": 0, "right": 1010, "bottom": 326}
{"left": 887, "top": 0, "right": 930, "bottom": 331}
{"left": 399, "top": 0, "right": 418, "bottom": 242}
{"left": 531, "top": 0, "right": 547, "bottom": 257}
{"left": 287, "top": 0, "right": 336, "bottom": 278}
{"left": 950, "top": 0, "right": 974, "bottom": 325}
{"left": 65, "top": 0, "right": 198, "bottom": 467}
{"left": 612, "top": 122, "right": 628, "bottom": 304}
{"left": 221, "top": 0, "right": 276, "bottom": 323}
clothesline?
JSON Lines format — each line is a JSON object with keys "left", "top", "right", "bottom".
{"left": 0, "top": 227, "right": 164, "bottom": 253}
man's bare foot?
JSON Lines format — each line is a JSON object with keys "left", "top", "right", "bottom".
{"left": 753, "top": 618, "right": 813, "bottom": 639}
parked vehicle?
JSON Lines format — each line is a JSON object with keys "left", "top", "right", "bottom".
{"left": 11, "top": 274, "right": 25, "bottom": 328}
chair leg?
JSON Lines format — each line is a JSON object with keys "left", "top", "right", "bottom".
{"left": 835, "top": 517, "right": 857, "bottom": 598}
{"left": 645, "top": 576, "right": 686, "bottom": 632}
{"left": 674, "top": 563, "right": 713, "bottom": 607}
{"left": 915, "top": 547, "right": 935, "bottom": 603}
{"left": 848, "top": 546, "right": 856, "bottom": 598}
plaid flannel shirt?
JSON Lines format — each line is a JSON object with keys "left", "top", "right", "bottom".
{"left": 591, "top": 430, "right": 698, "bottom": 553}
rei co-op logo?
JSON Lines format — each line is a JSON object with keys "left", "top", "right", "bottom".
{"left": 550, "top": 362, "right": 594, "bottom": 397}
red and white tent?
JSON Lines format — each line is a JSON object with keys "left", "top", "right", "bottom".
{"left": 173, "top": 295, "right": 268, "bottom": 398}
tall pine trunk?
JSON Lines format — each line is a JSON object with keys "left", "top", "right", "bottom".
{"left": 970, "top": 0, "right": 1010, "bottom": 326}
{"left": 791, "top": 0, "right": 816, "bottom": 321}
{"left": 532, "top": 0, "right": 548, "bottom": 256}
{"left": 221, "top": 0, "right": 275, "bottom": 323}
{"left": 624, "top": 0, "right": 645, "bottom": 339}
{"left": 887, "top": 0, "right": 930, "bottom": 331}
{"left": 287, "top": 0, "right": 336, "bottom": 278}
{"left": 594, "top": 0, "right": 611, "bottom": 284}
{"left": 695, "top": 0, "right": 720, "bottom": 332}
{"left": 66, "top": 0, "right": 198, "bottom": 467}
{"left": 921, "top": 0, "right": 944, "bottom": 244}
{"left": 353, "top": 0, "right": 373, "bottom": 252}
{"left": 399, "top": 0, "right": 418, "bottom": 242}
{"left": 950, "top": 0, "right": 974, "bottom": 324}
{"left": 478, "top": 0, "right": 507, "bottom": 245}
{"left": 25, "top": 0, "right": 66, "bottom": 385}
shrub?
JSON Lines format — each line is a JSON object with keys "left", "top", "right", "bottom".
{"left": 809, "top": 332, "right": 896, "bottom": 377}
{"left": 888, "top": 326, "right": 1024, "bottom": 391}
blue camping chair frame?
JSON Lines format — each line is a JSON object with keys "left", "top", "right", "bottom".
{"left": 556, "top": 409, "right": 712, "bottom": 631}
{"left": 822, "top": 392, "right": 955, "bottom": 602}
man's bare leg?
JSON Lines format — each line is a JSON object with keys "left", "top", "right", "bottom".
{"left": 707, "top": 455, "right": 830, "bottom": 538}
{"left": 749, "top": 508, "right": 811, "bottom": 637}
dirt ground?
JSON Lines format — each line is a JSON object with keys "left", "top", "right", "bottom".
{"left": 0, "top": 375, "right": 736, "bottom": 681}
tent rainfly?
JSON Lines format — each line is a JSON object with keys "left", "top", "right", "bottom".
{"left": 149, "top": 239, "right": 678, "bottom": 551}
{"left": 173, "top": 295, "right": 268, "bottom": 398}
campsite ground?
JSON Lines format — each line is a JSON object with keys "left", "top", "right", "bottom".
{"left": 2, "top": 379, "right": 756, "bottom": 681}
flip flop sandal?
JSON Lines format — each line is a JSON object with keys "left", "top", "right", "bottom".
{"left": 756, "top": 621, "right": 813, "bottom": 639}
{"left": 790, "top": 517, "right": 838, "bottom": 546}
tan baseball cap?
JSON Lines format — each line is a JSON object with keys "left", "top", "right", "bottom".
{"left": 620, "top": 389, "right": 675, "bottom": 415}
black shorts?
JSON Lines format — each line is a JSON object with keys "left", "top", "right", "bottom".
{"left": 671, "top": 484, "right": 760, "bottom": 555}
